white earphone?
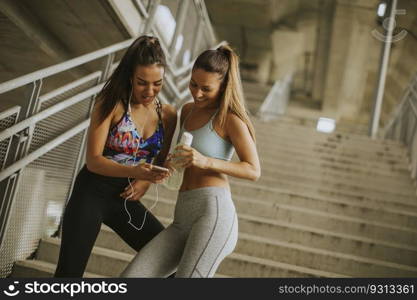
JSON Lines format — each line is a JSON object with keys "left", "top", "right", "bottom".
{"left": 123, "top": 88, "right": 160, "bottom": 231}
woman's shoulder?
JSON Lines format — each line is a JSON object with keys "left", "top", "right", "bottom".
{"left": 91, "top": 98, "right": 115, "bottom": 121}
{"left": 224, "top": 111, "right": 248, "bottom": 133}
{"left": 161, "top": 103, "right": 177, "bottom": 121}
{"left": 181, "top": 102, "right": 194, "bottom": 116}
{"left": 160, "top": 103, "right": 177, "bottom": 131}
{"left": 178, "top": 102, "right": 193, "bottom": 123}
{"left": 161, "top": 103, "right": 176, "bottom": 115}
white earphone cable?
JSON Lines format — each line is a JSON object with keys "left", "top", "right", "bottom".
{"left": 123, "top": 92, "right": 160, "bottom": 231}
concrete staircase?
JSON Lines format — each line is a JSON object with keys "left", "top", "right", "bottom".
{"left": 11, "top": 83, "right": 417, "bottom": 278}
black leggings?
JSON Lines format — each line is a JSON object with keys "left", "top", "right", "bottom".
{"left": 54, "top": 166, "right": 165, "bottom": 277}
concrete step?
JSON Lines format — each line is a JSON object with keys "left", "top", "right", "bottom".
{"left": 229, "top": 181, "right": 417, "bottom": 212}
{"left": 255, "top": 134, "right": 408, "bottom": 160}
{"left": 152, "top": 181, "right": 417, "bottom": 215}
{"left": 259, "top": 154, "right": 411, "bottom": 182}
{"left": 229, "top": 176, "right": 417, "bottom": 206}
{"left": 260, "top": 118, "right": 370, "bottom": 136}
{"left": 36, "top": 237, "right": 343, "bottom": 278}
{"left": 36, "top": 238, "right": 139, "bottom": 277}
{"left": 236, "top": 233, "right": 417, "bottom": 277}
{"left": 245, "top": 95, "right": 266, "bottom": 105}
{"left": 259, "top": 158, "right": 413, "bottom": 191}
{"left": 95, "top": 213, "right": 417, "bottom": 275}
{"left": 217, "top": 252, "right": 347, "bottom": 278}
{"left": 254, "top": 116, "right": 398, "bottom": 139}
{"left": 11, "top": 260, "right": 103, "bottom": 278}
{"left": 253, "top": 120, "right": 405, "bottom": 148}
{"left": 257, "top": 143, "right": 409, "bottom": 169}
{"left": 258, "top": 161, "right": 415, "bottom": 196}
{"left": 148, "top": 187, "right": 417, "bottom": 229}
{"left": 97, "top": 211, "right": 417, "bottom": 270}
{"left": 254, "top": 124, "right": 407, "bottom": 155}
{"left": 256, "top": 150, "right": 410, "bottom": 178}
{"left": 136, "top": 197, "right": 417, "bottom": 246}
{"left": 246, "top": 101, "right": 262, "bottom": 115}
{"left": 237, "top": 214, "right": 417, "bottom": 267}
{"left": 243, "top": 81, "right": 271, "bottom": 92}
{"left": 139, "top": 195, "right": 417, "bottom": 246}
{"left": 257, "top": 137, "right": 409, "bottom": 165}
{"left": 254, "top": 168, "right": 416, "bottom": 199}
{"left": 232, "top": 192, "right": 417, "bottom": 230}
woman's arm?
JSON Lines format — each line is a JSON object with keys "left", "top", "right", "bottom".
{"left": 154, "top": 104, "right": 177, "bottom": 166}
{"left": 175, "top": 113, "right": 261, "bottom": 181}
{"left": 86, "top": 101, "right": 167, "bottom": 182}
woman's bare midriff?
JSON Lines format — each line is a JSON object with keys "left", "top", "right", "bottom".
{"left": 179, "top": 166, "right": 229, "bottom": 191}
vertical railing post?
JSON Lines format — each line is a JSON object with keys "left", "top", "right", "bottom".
{"left": 191, "top": 19, "right": 203, "bottom": 59}
{"left": 143, "top": 0, "right": 160, "bottom": 34}
{"left": 22, "top": 79, "right": 43, "bottom": 119}
{"left": 169, "top": 0, "right": 190, "bottom": 61}
{"left": 369, "top": 0, "right": 398, "bottom": 138}
{"left": 101, "top": 53, "right": 115, "bottom": 83}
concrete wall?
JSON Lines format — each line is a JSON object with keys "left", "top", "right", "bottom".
{"left": 321, "top": 0, "right": 380, "bottom": 121}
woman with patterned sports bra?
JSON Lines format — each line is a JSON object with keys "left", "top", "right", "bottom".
{"left": 54, "top": 36, "right": 177, "bottom": 277}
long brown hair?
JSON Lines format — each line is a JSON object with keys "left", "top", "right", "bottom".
{"left": 193, "top": 44, "right": 256, "bottom": 141}
{"left": 96, "top": 35, "right": 166, "bottom": 122}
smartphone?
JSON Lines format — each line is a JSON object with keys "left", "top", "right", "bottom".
{"left": 151, "top": 165, "right": 170, "bottom": 172}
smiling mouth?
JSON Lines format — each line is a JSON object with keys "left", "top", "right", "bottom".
{"left": 142, "top": 96, "right": 154, "bottom": 101}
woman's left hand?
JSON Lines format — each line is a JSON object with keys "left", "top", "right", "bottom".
{"left": 172, "top": 145, "right": 209, "bottom": 169}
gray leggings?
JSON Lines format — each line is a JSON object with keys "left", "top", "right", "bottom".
{"left": 120, "top": 186, "right": 238, "bottom": 278}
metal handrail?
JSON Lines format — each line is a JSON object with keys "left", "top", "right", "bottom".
{"left": 38, "top": 71, "right": 102, "bottom": 105}
{"left": 383, "top": 76, "right": 417, "bottom": 137}
{"left": 383, "top": 74, "right": 417, "bottom": 189}
{"left": 0, "top": 120, "right": 90, "bottom": 182}
{"left": 132, "top": 0, "right": 149, "bottom": 19}
{"left": 0, "top": 39, "right": 134, "bottom": 95}
{"left": 0, "top": 84, "right": 103, "bottom": 142}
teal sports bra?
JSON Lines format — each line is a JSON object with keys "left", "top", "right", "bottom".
{"left": 179, "top": 107, "right": 234, "bottom": 161}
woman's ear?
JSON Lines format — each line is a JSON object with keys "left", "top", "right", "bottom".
{"left": 220, "top": 80, "right": 227, "bottom": 93}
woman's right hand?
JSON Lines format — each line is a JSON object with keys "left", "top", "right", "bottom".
{"left": 133, "top": 163, "right": 169, "bottom": 183}
{"left": 163, "top": 154, "right": 176, "bottom": 173}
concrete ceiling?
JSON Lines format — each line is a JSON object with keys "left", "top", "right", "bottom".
{"left": 0, "top": 0, "right": 129, "bottom": 83}
{"left": 205, "top": 0, "right": 321, "bottom": 64}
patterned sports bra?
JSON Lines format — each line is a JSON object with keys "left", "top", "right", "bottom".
{"left": 103, "top": 100, "right": 164, "bottom": 166}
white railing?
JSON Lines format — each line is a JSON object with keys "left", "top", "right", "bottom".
{"left": 383, "top": 73, "right": 417, "bottom": 193}
{"left": 257, "top": 74, "right": 293, "bottom": 121}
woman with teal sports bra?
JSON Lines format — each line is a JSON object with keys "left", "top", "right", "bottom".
{"left": 121, "top": 44, "right": 261, "bottom": 278}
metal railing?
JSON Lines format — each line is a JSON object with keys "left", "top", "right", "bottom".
{"left": 383, "top": 73, "right": 417, "bottom": 192}
{"left": 0, "top": 0, "right": 218, "bottom": 277}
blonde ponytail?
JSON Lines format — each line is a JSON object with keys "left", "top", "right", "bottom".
{"left": 216, "top": 45, "right": 256, "bottom": 141}
{"left": 193, "top": 44, "right": 256, "bottom": 141}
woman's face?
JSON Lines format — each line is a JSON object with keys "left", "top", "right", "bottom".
{"left": 189, "top": 68, "right": 224, "bottom": 109}
{"left": 131, "top": 64, "right": 164, "bottom": 106}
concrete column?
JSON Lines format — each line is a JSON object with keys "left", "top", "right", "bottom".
{"left": 312, "top": 0, "right": 336, "bottom": 103}
{"left": 322, "top": 0, "right": 380, "bottom": 120}
{"left": 270, "top": 29, "right": 304, "bottom": 81}
{"left": 257, "top": 51, "right": 273, "bottom": 84}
